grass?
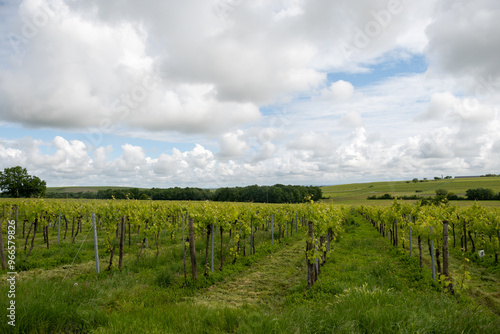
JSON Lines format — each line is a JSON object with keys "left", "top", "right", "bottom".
{"left": 322, "top": 176, "right": 500, "bottom": 205}
{"left": 90, "top": 211, "right": 500, "bottom": 333}
{"left": 0, "top": 221, "right": 303, "bottom": 333}
{"left": 1, "top": 209, "right": 499, "bottom": 333}
{"left": 403, "top": 224, "right": 500, "bottom": 315}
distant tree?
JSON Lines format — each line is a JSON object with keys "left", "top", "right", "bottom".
{"left": 139, "top": 193, "right": 151, "bottom": 200}
{"left": 0, "top": 166, "right": 46, "bottom": 198}
{"left": 412, "top": 178, "right": 419, "bottom": 183}
{"left": 444, "top": 176, "right": 453, "bottom": 179}
{"left": 465, "top": 188, "right": 495, "bottom": 200}
{"left": 435, "top": 189, "right": 448, "bottom": 198}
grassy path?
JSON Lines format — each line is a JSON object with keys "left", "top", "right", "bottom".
{"left": 192, "top": 238, "right": 306, "bottom": 309}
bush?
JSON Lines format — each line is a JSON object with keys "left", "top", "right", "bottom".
{"left": 465, "top": 188, "right": 496, "bottom": 200}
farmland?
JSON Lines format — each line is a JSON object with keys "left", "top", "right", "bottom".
{"left": 0, "top": 197, "right": 499, "bottom": 333}
{"left": 323, "top": 176, "right": 500, "bottom": 206}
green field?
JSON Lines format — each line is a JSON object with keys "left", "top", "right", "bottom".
{"left": 322, "top": 177, "right": 500, "bottom": 205}
{"left": 1, "top": 208, "right": 499, "bottom": 333}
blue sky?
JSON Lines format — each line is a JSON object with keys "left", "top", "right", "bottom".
{"left": 1, "top": 0, "right": 499, "bottom": 188}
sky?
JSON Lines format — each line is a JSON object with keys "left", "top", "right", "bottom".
{"left": 0, "top": 0, "right": 499, "bottom": 188}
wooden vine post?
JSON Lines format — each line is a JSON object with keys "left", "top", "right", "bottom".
{"left": 182, "top": 215, "right": 187, "bottom": 283}
{"left": 188, "top": 216, "right": 197, "bottom": 280}
{"left": 430, "top": 226, "right": 436, "bottom": 281}
{"left": 306, "top": 221, "right": 317, "bottom": 287}
{"left": 442, "top": 220, "right": 454, "bottom": 293}
{"left": 57, "top": 212, "right": 61, "bottom": 244}
{"left": 118, "top": 215, "right": 125, "bottom": 270}
{"left": 92, "top": 213, "right": 100, "bottom": 275}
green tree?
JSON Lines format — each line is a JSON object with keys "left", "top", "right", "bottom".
{"left": 0, "top": 166, "right": 46, "bottom": 198}
{"left": 465, "top": 187, "right": 495, "bottom": 200}
{"left": 435, "top": 189, "right": 448, "bottom": 199}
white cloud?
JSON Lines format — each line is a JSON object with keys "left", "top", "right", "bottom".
{"left": 320, "top": 80, "right": 354, "bottom": 102}
{"left": 217, "top": 130, "right": 249, "bottom": 160}
{"left": 1, "top": 0, "right": 500, "bottom": 187}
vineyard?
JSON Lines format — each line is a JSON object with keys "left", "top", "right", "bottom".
{"left": 1, "top": 198, "right": 500, "bottom": 333}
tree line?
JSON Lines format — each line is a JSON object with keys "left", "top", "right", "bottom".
{"left": 367, "top": 188, "right": 500, "bottom": 202}
{"left": 0, "top": 166, "right": 321, "bottom": 203}
{"left": 45, "top": 184, "right": 323, "bottom": 203}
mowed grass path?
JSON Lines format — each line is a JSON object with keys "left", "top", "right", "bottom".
{"left": 192, "top": 238, "right": 305, "bottom": 309}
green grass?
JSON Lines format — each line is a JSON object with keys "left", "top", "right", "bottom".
{"left": 2, "top": 210, "right": 499, "bottom": 333}
{"left": 89, "top": 211, "right": 500, "bottom": 333}
{"left": 322, "top": 177, "right": 500, "bottom": 205}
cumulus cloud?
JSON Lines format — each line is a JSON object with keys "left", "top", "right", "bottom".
{"left": 1, "top": 0, "right": 500, "bottom": 187}
{"left": 0, "top": 0, "right": 438, "bottom": 135}
{"left": 320, "top": 80, "right": 354, "bottom": 101}
{"left": 217, "top": 130, "right": 249, "bottom": 160}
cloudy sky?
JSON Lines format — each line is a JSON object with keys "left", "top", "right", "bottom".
{"left": 0, "top": 0, "right": 499, "bottom": 188}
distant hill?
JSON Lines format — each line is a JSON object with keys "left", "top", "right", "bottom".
{"left": 46, "top": 177, "right": 500, "bottom": 206}
{"left": 321, "top": 176, "right": 500, "bottom": 205}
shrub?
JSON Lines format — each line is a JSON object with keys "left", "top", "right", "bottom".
{"left": 465, "top": 188, "right": 496, "bottom": 200}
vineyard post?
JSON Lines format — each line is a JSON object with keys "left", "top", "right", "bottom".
{"left": 271, "top": 214, "right": 274, "bottom": 245}
{"left": 463, "top": 220, "right": 467, "bottom": 252}
{"left": 58, "top": 212, "right": 61, "bottom": 244}
{"left": 211, "top": 222, "right": 215, "bottom": 273}
{"left": 326, "top": 230, "right": 330, "bottom": 253}
{"left": 395, "top": 219, "right": 398, "bottom": 247}
{"left": 188, "top": 217, "right": 197, "bottom": 280}
{"left": 295, "top": 213, "right": 299, "bottom": 234}
{"left": 182, "top": 214, "right": 187, "bottom": 282}
{"left": 442, "top": 220, "right": 453, "bottom": 293}
{"left": 119, "top": 215, "right": 125, "bottom": 270}
{"left": 430, "top": 226, "right": 436, "bottom": 281}
{"left": 306, "top": 221, "right": 316, "bottom": 287}
{"left": 315, "top": 238, "right": 319, "bottom": 277}
{"left": 408, "top": 222, "right": 413, "bottom": 257}
{"left": 250, "top": 218, "right": 253, "bottom": 255}
{"left": 92, "top": 213, "right": 100, "bottom": 275}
